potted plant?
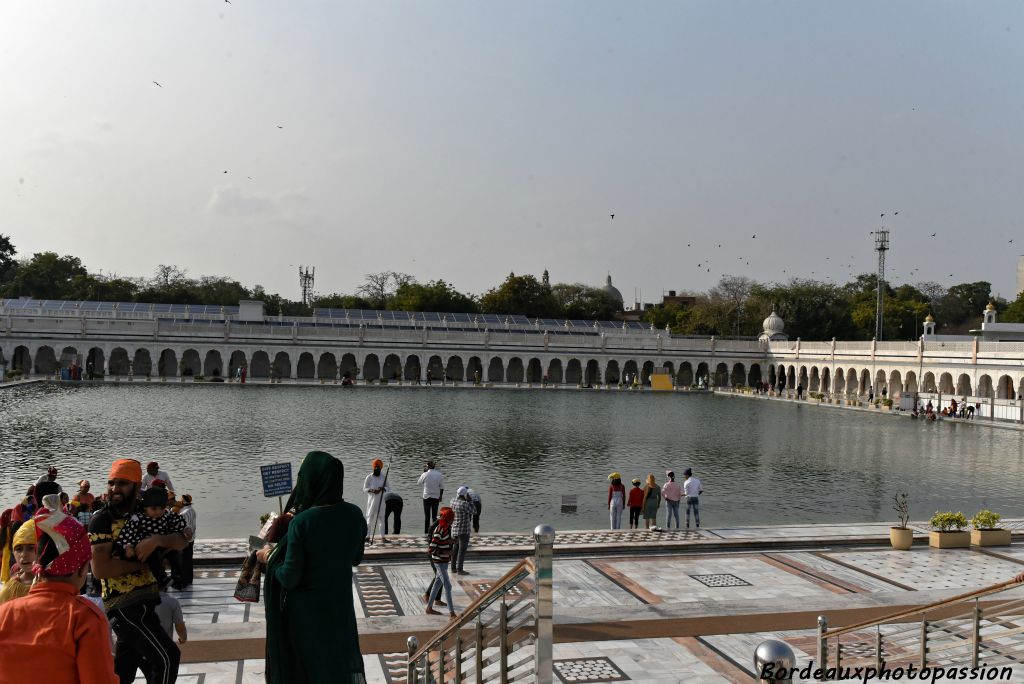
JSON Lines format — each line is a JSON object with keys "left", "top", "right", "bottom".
{"left": 890, "top": 492, "right": 913, "bottom": 550}
{"left": 883, "top": 398, "right": 894, "bottom": 411}
{"left": 970, "top": 510, "right": 1011, "bottom": 547}
{"left": 929, "top": 511, "right": 970, "bottom": 548}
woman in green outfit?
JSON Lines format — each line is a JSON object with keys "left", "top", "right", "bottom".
{"left": 259, "top": 451, "right": 368, "bottom": 684}
{"left": 642, "top": 473, "right": 661, "bottom": 530}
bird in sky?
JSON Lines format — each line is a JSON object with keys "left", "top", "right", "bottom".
{"left": 931, "top": 233, "right": 937, "bottom": 237}
{"left": 152, "top": 81, "right": 162, "bottom": 87}
{"left": 1010, "top": 239, "right": 1015, "bottom": 243}
{"left": 277, "top": 125, "right": 283, "bottom": 129}
{"left": 225, "top": 0, "right": 231, "bottom": 3}
{"left": 223, "top": 170, "right": 227, "bottom": 174}
{"left": 610, "top": 214, "right": 615, "bottom": 220}
{"left": 752, "top": 234, "right": 756, "bottom": 239}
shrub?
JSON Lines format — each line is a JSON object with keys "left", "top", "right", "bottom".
{"left": 892, "top": 493, "right": 910, "bottom": 529}
{"left": 930, "top": 511, "right": 968, "bottom": 532}
{"left": 971, "top": 509, "right": 1002, "bottom": 530}
{"left": 883, "top": 398, "right": 893, "bottom": 407}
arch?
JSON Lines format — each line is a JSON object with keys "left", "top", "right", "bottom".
{"left": 507, "top": 357, "right": 524, "bottom": 383}
{"left": 181, "top": 349, "right": 201, "bottom": 377}
{"left": 106, "top": 348, "right": 130, "bottom": 376}
{"left": 487, "top": 357, "right": 504, "bottom": 383}
{"left": 905, "top": 371, "right": 918, "bottom": 394}
{"left": 808, "top": 366, "right": 820, "bottom": 391}
{"left": 605, "top": 360, "right": 621, "bottom": 384}
{"left": 339, "top": 353, "right": 357, "bottom": 379}
{"left": 939, "top": 372, "right": 954, "bottom": 394}
{"left": 87, "top": 347, "right": 105, "bottom": 377}
{"left": 12, "top": 346, "right": 31, "bottom": 375}
{"left": 696, "top": 362, "right": 710, "bottom": 386}
{"left": 204, "top": 350, "right": 224, "bottom": 378}
{"left": 272, "top": 351, "right": 292, "bottom": 379}
{"left": 798, "top": 366, "right": 809, "bottom": 390}
{"left": 59, "top": 346, "right": 79, "bottom": 367}
{"left": 317, "top": 353, "right": 338, "bottom": 381}
{"left": 133, "top": 349, "right": 153, "bottom": 376}
{"left": 585, "top": 359, "right": 600, "bottom": 386}
{"left": 748, "top": 363, "right": 762, "bottom": 388}
{"left": 662, "top": 361, "right": 675, "bottom": 381}
{"left": 526, "top": 358, "right": 543, "bottom": 383}
{"left": 678, "top": 361, "right": 693, "bottom": 387}
{"left": 641, "top": 360, "right": 655, "bottom": 386}
{"left": 426, "top": 355, "right": 444, "bottom": 381}
{"left": 382, "top": 354, "right": 402, "bottom": 381}
{"left": 405, "top": 354, "right": 421, "bottom": 381}
{"left": 844, "top": 368, "right": 856, "bottom": 395}
{"left": 565, "top": 359, "right": 583, "bottom": 385}
{"left": 296, "top": 352, "right": 315, "bottom": 379}
{"left": 466, "top": 356, "right": 483, "bottom": 383}
{"left": 888, "top": 370, "right": 902, "bottom": 399}
{"left": 821, "top": 367, "right": 831, "bottom": 393}
{"left": 623, "top": 360, "right": 640, "bottom": 385}
{"left": 715, "top": 363, "right": 729, "bottom": 387}
{"left": 445, "top": 356, "right": 464, "bottom": 381}
{"left": 997, "top": 375, "right": 1015, "bottom": 400}
{"left": 547, "top": 359, "right": 563, "bottom": 384}
{"left": 922, "top": 372, "right": 937, "bottom": 393}
{"left": 362, "top": 354, "right": 380, "bottom": 381}
{"left": 955, "top": 373, "right": 972, "bottom": 396}
{"left": 228, "top": 351, "right": 247, "bottom": 376}
{"left": 787, "top": 365, "right": 796, "bottom": 389}
{"left": 977, "top": 374, "right": 993, "bottom": 399}
{"left": 859, "top": 369, "right": 871, "bottom": 395}
{"left": 874, "top": 369, "right": 886, "bottom": 395}
{"left": 34, "top": 346, "right": 58, "bottom": 374}
{"left": 834, "top": 368, "right": 845, "bottom": 394}
{"left": 768, "top": 365, "right": 778, "bottom": 387}
{"left": 158, "top": 349, "right": 178, "bottom": 378}
{"left": 249, "top": 351, "right": 270, "bottom": 378}
{"left": 731, "top": 363, "right": 746, "bottom": 387}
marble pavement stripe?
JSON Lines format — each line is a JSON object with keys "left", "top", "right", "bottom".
{"left": 759, "top": 553, "right": 858, "bottom": 595}
{"left": 810, "top": 551, "right": 916, "bottom": 591}
{"left": 775, "top": 551, "right": 909, "bottom": 594}
{"left": 822, "top": 547, "right": 1024, "bottom": 592}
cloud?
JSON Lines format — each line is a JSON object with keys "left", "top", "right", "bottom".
{"left": 207, "top": 185, "right": 319, "bottom": 231}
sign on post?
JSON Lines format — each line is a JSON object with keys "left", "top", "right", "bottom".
{"left": 260, "top": 463, "right": 293, "bottom": 512}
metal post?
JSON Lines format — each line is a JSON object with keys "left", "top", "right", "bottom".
{"left": 438, "top": 637, "right": 446, "bottom": 684}
{"left": 533, "top": 524, "right": 556, "bottom": 684}
{"left": 407, "top": 636, "right": 419, "bottom": 684}
{"left": 919, "top": 620, "right": 928, "bottom": 669}
{"left": 499, "top": 601, "right": 509, "bottom": 684}
{"left": 971, "top": 599, "right": 980, "bottom": 668}
{"left": 875, "top": 626, "right": 883, "bottom": 672}
{"left": 455, "top": 633, "right": 463, "bottom": 684}
{"left": 754, "top": 640, "right": 796, "bottom": 683}
{"left": 475, "top": 616, "right": 484, "bottom": 684}
{"left": 816, "top": 615, "right": 828, "bottom": 680}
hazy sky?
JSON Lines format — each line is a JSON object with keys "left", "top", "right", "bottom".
{"left": 2, "top": 2, "right": 1023, "bottom": 304}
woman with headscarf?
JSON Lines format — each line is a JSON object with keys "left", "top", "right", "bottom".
{"left": 0, "top": 519, "right": 36, "bottom": 605}
{"left": 642, "top": 473, "right": 662, "bottom": 531}
{"left": 425, "top": 506, "right": 458, "bottom": 618}
{"left": 607, "top": 473, "right": 626, "bottom": 530}
{"left": 258, "top": 451, "right": 367, "bottom": 684}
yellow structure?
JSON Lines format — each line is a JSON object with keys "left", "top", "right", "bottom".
{"left": 650, "top": 369, "right": 673, "bottom": 391}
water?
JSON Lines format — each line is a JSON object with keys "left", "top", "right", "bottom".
{"left": 2, "top": 383, "right": 1023, "bottom": 539}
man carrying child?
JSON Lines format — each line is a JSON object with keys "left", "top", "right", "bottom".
{"left": 89, "top": 458, "right": 189, "bottom": 684}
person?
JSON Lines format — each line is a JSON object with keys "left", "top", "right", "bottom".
{"left": 449, "top": 487, "right": 474, "bottom": 576}
{"left": 113, "top": 486, "right": 189, "bottom": 590}
{"left": 0, "top": 519, "right": 35, "bottom": 605}
{"left": 36, "top": 465, "right": 61, "bottom": 491}
{"left": 383, "top": 489, "right": 403, "bottom": 540}
{"left": 642, "top": 474, "right": 661, "bottom": 530}
{"left": 363, "top": 459, "right": 388, "bottom": 540}
{"left": 89, "top": 458, "right": 187, "bottom": 684}
{"left": 425, "top": 507, "right": 457, "bottom": 618}
{"left": 0, "top": 510, "right": 118, "bottom": 683}
{"left": 258, "top": 450, "right": 367, "bottom": 684}
{"left": 141, "top": 461, "right": 174, "bottom": 493}
{"left": 0, "top": 500, "right": 34, "bottom": 585}
{"left": 467, "top": 488, "right": 482, "bottom": 533}
{"left": 626, "top": 478, "right": 644, "bottom": 530}
{"left": 417, "top": 460, "right": 445, "bottom": 533}
{"left": 73, "top": 479, "right": 95, "bottom": 511}
{"left": 154, "top": 589, "right": 187, "bottom": 645}
{"left": 176, "top": 494, "right": 197, "bottom": 587}
{"left": 661, "top": 470, "right": 682, "bottom": 529}
{"left": 607, "top": 472, "right": 625, "bottom": 530}
{"left": 77, "top": 496, "right": 101, "bottom": 529}
{"left": 426, "top": 368, "right": 433, "bottom": 385}
{"left": 683, "top": 468, "right": 704, "bottom": 528}
{"left": 797, "top": 383, "right": 804, "bottom": 399}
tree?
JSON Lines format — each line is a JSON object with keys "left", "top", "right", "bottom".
{"left": 388, "top": 280, "right": 478, "bottom": 314}
{"left": 479, "top": 273, "right": 560, "bottom": 318}
{"left": 1, "top": 252, "right": 88, "bottom": 299}
{"left": 0, "top": 234, "right": 16, "bottom": 284}
{"left": 1002, "top": 292, "right": 1024, "bottom": 323}
{"left": 195, "top": 276, "right": 250, "bottom": 305}
{"left": 311, "top": 293, "right": 373, "bottom": 310}
{"left": 550, "top": 283, "right": 621, "bottom": 320}
{"left": 356, "top": 272, "right": 415, "bottom": 308}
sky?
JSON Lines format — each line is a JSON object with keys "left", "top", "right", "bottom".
{"left": 2, "top": 1, "right": 1023, "bottom": 304}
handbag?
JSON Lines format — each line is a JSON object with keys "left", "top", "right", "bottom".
{"left": 233, "top": 550, "right": 263, "bottom": 603}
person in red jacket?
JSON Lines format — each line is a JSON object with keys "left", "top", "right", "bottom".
{"left": 0, "top": 510, "right": 117, "bottom": 684}
{"left": 626, "top": 478, "right": 645, "bottom": 530}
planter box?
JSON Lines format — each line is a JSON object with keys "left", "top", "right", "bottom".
{"left": 971, "top": 529, "right": 1011, "bottom": 547}
{"left": 929, "top": 531, "right": 970, "bottom": 548}
{"left": 890, "top": 527, "right": 914, "bottom": 550}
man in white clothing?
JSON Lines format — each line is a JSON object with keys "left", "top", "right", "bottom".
{"left": 682, "top": 468, "right": 703, "bottom": 528}
{"left": 142, "top": 461, "right": 175, "bottom": 492}
{"left": 363, "top": 458, "right": 388, "bottom": 540}
{"left": 417, "top": 460, "right": 445, "bottom": 533}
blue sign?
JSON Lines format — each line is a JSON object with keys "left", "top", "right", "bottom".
{"left": 260, "top": 462, "right": 293, "bottom": 498}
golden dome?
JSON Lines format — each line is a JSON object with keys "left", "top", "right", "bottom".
{"left": 924, "top": 313, "right": 935, "bottom": 323}
{"left": 985, "top": 302, "right": 996, "bottom": 311}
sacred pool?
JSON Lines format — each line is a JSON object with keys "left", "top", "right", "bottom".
{"left": 1, "top": 383, "right": 1022, "bottom": 538}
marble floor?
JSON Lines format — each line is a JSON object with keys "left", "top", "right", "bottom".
{"left": 132, "top": 542, "right": 1024, "bottom": 684}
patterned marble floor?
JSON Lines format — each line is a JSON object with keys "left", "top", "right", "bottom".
{"left": 133, "top": 542, "right": 1024, "bottom": 684}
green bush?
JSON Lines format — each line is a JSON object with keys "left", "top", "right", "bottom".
{"left": 883, "top": 398, "right": 894, "bottom": 407}
{"left": 930, "top": 511, "right": 968, "bottom": 532}
{"left": 971, "top": 509, "right": 1002, "bottom": 530}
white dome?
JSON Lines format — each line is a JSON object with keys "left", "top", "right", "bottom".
{"left": 602, "top": 274, "right": 623, "bottom": 304}
{"left": 763, "top": 309, "right": 784, "bottom": 335}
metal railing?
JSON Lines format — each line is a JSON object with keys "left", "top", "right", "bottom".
{"left": 406, "top": 524, "right": 554, "bottom": 684}
{"left": 814, "top": 578, "right": 1024, "bottom": 679}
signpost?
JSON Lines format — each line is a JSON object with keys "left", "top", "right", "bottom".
{"left": 260, "top": 462, "right": 293, "bottom": 513}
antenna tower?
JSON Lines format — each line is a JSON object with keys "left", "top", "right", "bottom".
{"left": 873, "top": 226, "right": 889, "bottom": 340}
{"left": 299, "top": 266, "right": 315, "bottom": 306}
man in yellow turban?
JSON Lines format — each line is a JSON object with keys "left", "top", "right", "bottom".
{"left": 0, "top": 519, "right": 36, "bottom": 605}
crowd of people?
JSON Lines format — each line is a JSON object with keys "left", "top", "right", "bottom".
{"left": 0, "top": 460, "right": 197, "bottom": 683}
{"left": 607, "top": 468, "right": 703, "bottom": 531}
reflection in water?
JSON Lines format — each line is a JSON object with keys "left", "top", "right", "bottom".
{"left": 1, "top": 383, "right": 1022, "bottom": 538}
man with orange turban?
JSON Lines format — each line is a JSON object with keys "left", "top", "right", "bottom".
{"left": 363, "top": 458, "right": 389, "bottom": 541}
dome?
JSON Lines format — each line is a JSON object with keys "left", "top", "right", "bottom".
{"left": 762, "top": 309, "right": 785, "bottom": 335}
{"left": 985, "top": 302, "right": 996, "bottom": 311}
{"left": 924, "top": 313, "right": 935, "bottom": 323}
{"left": 602, "top": 274, "right": 623, "bottom": 304}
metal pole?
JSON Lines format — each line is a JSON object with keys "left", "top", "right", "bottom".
{"left": 875, "top": 626, "right": 883, "bottom": 672}
{"left": 407, "top": 636, "right": 419, "bottom": 684}
{"left": 499, "top": 601, "right": 509, "bottom": 684}
{"left": 816, "top": 615, "right": 828, "bottom": 680}
{"left": 533, "top": 524, "right": 556, "bottom": 684}
{"left": 971, "top": 599, "right": 980, "bottom": 668}
{"left": 475, "top": 616, "right": 484, "bottom": 684}
{"left": 919, "top": 620, "right": 928, "bottom": 669}
{"left": 455, "top": 633, "right": 463, "bottom": 684}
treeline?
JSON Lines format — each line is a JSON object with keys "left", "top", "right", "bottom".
{"left": 1, "top": 234, "right": 1021, "bottom": 340}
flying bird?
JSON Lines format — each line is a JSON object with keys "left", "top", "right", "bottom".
{"left": 277, "top": 125, "right": 283, "bottom": 129}
{"left": 752, "top": 234, "right": 756, "bottom": 238}
{"left": 1010, "top": 239, "right": 1015, "bottom": 243}
{"left": 610, "top": 214, "right": 614, "bottom": 219}
{"left": 152, "top": 81, "right": 162, "bottom": 88}
{"left": 931, "top": 233, "right": 936, "bottom": 237}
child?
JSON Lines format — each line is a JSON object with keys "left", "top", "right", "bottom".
{"left": 627, "top": 478, "right": 644, "bottom": 530}
{"left": 0, "top": 519, "right": 36, "bottom": 605}
{"left": 114, "top": 487, "right": 189, "bottom": 588}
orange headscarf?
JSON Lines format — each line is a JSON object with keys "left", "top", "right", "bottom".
{"left": 371, "top": 459, "right": 384, "bottom": 470}
{"left": 438, "top": 507, "right": 455, "bottom": 528}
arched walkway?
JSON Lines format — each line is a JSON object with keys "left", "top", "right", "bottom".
{"left": 748, "top": 363, "right": 762, "bottom": 387}
{"left": 34, "top": 346, "right": 58, "bottom": 374}
{"left": 273, "top": 351, "right": 292, "bottom": 379}
{"left": 251, "top": 351, "right": 271, "bottom": 378}
{"left": 605, "top": 360, "right": 621, "bottom": 384}
{"left": 715, "top": 363, "right": 729, "bottom": 387}
{"left": 445, "top": 356, "right": 464, "bottom": 381}
{"left": 296, "top": 352, "right": 316, "bottom": 379}
{"left": 487, "top": 357, "right": 503, "bottom": 383}
{"left": 566, "top": 359, "right": 583, "bottom": 385}
{"left": 821, "top": 367, "right": 831, "bottom": 393}
{"left": 834, "top": 369, "right": 846, "bottom": 394}
{"left": 641, "top": 361, "right": 655, "bottom": 386}
{"left": 133, "top": 349, "right": 153, "bottom": 376}
{"left": 507, "top": 358, "right": 524, "bottom": 383}
{"left": 158, "top": 349, "right": 178, "bottom": 378}
{"left": 339, "top": 353, "right": 357, "bottom": 379}
{"left": 405, "top": 354, "right": 422, "bottom": 381}
{"left": 809, "top": 367, "right": 820, "bottom": 392}
{"left": 678, "top": 361, "right": 693, "bottom": 387}
{"left": 527, "top": 358, "right": 543, "bottom": 383}
{"left": 382, "top": 354, "right": 402, "bottom": 381}
{"left": 466, "top": 356, "right": 483, "bottom": 383}
{"left": 977, "top": 374, "right": 993, "bottom": 399}
{"left": 362, "top": 354, "right": 380, "bottom": 381}
{"left": 318, "top": 353, "right": 338, "bottom": 380}
{"left": 905, "top": 371, "right": 918, "bottom": 394}
{"left": 204, "top": 350, "right": 224, "bottom": 378}
{"left": 731, "top": 363, "right": 746, "bottom": 387}
{"left": 585, "top": 359, "right": 600, "bottom": 386}
{"left": 427, "top": 355, "right": 444, "bottom": 381}
{"left": 997, "top": 375, "right": 1015, "bottom": 400}
{"left": 229, "top": 350, "right": 247, "bottom": 377}
{"left": 888, "top": 370, "right": 902, "bottom": 399}
{"left": 939, "top": 372, "right": 954, "bottom": 394}
{"left": 109, "top": 348, "right": 131, "bottom": 376}
{"left": 624, "top": 360, "right": 640, "bottom": 385}
{"left": 12, "top": 346, "right": 31, "bottom": 375}
{"left": 87, "top": 347, "right": 105, "bottom": 377}
{"left": 956, "top": 373, "right": 972, "bottom": 396}
{"left": 922, "top": 372, "right": 936, "bottom": 393}
{"left": 547, "top": 359, "right": 563, "bottom": 384}
{"left": 697, "top": 362, "right": 710, "bottom": 386}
